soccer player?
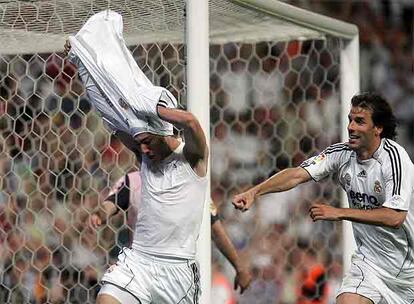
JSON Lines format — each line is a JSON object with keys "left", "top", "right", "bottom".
{"left": 98, "top": 108, "right": 208, "bottom": 304}
{"left": 90, "top": 171, "right": 252, "bottom": 295}
{"left": 233, "top": 93, "right": 414, "bottom": 304}
{"left": 65, "top": 11, "right": 209, "bottom": 304}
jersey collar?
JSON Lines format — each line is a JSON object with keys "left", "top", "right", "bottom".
{"left": 355, "top": 138, "right": 384, "bottom": 163}
{"left": 372, "top": 138, "right": 385, "bottom": 160}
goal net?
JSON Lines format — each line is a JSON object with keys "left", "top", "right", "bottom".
{"left": 0, "top": 0, "right": 358, "bottom": 303}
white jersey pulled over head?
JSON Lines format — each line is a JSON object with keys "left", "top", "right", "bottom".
{"left": 301, "top": 139, "right": 414, "bottom": 284}
{"left": 68, "top": 11, "right": 178, "bottom": 137}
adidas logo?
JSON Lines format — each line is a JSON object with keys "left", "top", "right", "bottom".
{"left": 357, "top": 170, "right": 367, "bottom": 178}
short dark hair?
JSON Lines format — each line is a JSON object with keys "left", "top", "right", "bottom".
{"left": 351, "top": 93, "right": 397, "bottom": 140}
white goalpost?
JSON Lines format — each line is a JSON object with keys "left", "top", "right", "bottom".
{"left": 186, "top": 1, "right": 211, "bottom": 303}
{"left": 0, "top": 1, "right": 358, "bottom": 303}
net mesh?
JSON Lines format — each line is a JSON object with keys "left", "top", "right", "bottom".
{"left": 210, "top": 38, "right": 344, "bottom": 303}
{"left": 0, "top": 42, "right": 186, "bottom": 303}
{"left": 0, "top": 0, "right": 323, "bottom": 54}
{"left": 1, "top": 0, "right": 347, "bottom": 303}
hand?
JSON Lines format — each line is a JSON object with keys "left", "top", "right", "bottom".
{"left": 64, "top": 39, "right": 71, "bottom": 57}
{"left": 88, "top": 201, "right": 117, "bottom": 230}
{"left": 232, "top": 189, "right": 257, "bottom": 212}
{"left": 88, "top": 213, "right": 104, "bottom": 229}
{"left": 234, "top": 268, "right": 252, "bottom": 294}
{"left": 309, "top": 203, "right": 342, "bottom": 221}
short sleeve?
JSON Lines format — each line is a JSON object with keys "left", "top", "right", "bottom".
{"left": 106, "top": 175, "right": 130, "bottom": 210}
{"left": 382, "top": 142, "right": 413, "bottom": 211}
{"left": 300, "top": 143, "right": 350, "bottom": 182}
{"left": 158, "top": 89, "right": 178, "bottom": 109}
{"left": 107, "top": 175, "right": 126, "bottom": 198}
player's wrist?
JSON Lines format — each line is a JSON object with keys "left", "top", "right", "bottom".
{"left": 102, "top": 200, "right": 118, "bottom": 216}
{"left": 250, "top": 186, "right": 260, "bottom": 198}
{"left": 336, "top": 208, "right": 348, "bottom": 221}
{"left": 235, "top": 262, "right": 248, "bottom": 273}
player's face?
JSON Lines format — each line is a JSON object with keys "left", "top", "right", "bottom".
{"left": 347, "top": 106, "right": 382, "bottom": 153}
{"left": 135, "top": 133, "right": 166, "bottom": 162}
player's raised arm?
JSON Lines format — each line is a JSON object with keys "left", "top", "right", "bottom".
{"left": 157, "top": 106, "right": 208, "bottom": 176}
{"left": 232, "top": 167, "right": 311, "bottom": 212}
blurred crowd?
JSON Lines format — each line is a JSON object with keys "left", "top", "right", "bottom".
{"left": 210, "top": 36, "right": 344, "bottom": 304}
{"left": 291, "top": 0, "right": 414, "bottom": 155}
{"left": 0, "top": 52, "right": 138, "bottom": 303}
{"left": 0, "top": 0, "right": 413, "bottom": 303}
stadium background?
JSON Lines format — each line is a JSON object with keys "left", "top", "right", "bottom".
{"left": 0, "top": 1, "right": 412, "bottom": 303}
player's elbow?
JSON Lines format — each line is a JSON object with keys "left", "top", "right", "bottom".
{"left": 385, "top": 211, "right": 406, "bottom": 229}
{"left": 176, "top": 111, "right": 201, "bottom": 132}
{"left": 183, "top": 113, "right": 200, "bottom": 130}
{"left": 386, "top": 221, "right": 403, "bottom": 229}
{"left": 389, "top": 218, "right": 405, "bottom": 229}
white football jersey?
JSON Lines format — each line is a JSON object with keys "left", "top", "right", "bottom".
{"left": 132, "top": 142, "right": 208, "bottom": 259}
{"left": 301, "top": 139, "right": 414, "bottom": 283}
{"left": 68, "top": 11, "right": 177, "bottom": 137}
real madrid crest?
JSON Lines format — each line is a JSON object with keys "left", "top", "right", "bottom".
{"left": 119, "top": 98, "right": 128, "bottom": 109}
{"left": 374, "top": 180, "right": 382, "bottom": 193}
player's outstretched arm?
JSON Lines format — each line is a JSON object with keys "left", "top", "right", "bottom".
{"left": 232, "top": 167, "right": 311, "bottom": 212}
{"left": 211, "top": 218, "right": 252, "bottom": 294}
{"left": 157, "top": 106, "right": 208, "bottom": 176}
{"left": 309, "top": 204, "right": 407, "bottom": 228}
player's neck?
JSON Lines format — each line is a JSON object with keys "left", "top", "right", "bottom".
{"left": 356, "top": 138, "right": 381, "bottom": 161}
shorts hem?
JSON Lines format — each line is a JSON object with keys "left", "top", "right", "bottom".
{"left": 336, "top": 290, "right": 377, "bottom": 304}
{"left": 101, "top": 280, "right": 144, "bottom": 303}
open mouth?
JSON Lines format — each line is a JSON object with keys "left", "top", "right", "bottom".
{"left": 348, "top": 134, "right": 359, "bottom": 142}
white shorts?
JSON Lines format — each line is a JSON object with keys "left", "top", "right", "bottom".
{"left": 337, "top": 255, "right": 414, "bottom": 304}
{"left": 99, "top": 248, "right": 200, "bottom": 304}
